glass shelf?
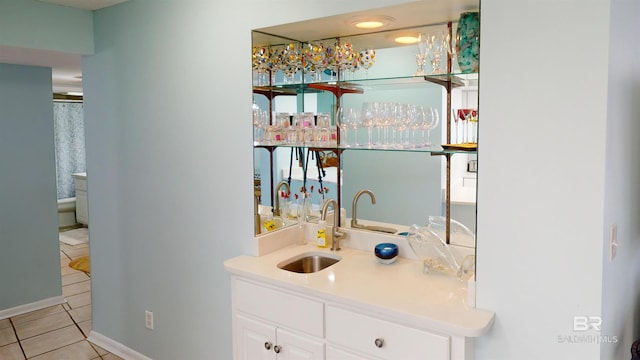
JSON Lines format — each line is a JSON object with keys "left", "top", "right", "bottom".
{"left": 253, "top": 142, "right": 476, "bottom": 155}
{"left": 253, "top": 72, "right": 477, "bottom": 96}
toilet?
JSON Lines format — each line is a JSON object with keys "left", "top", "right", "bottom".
{"left": 57, "top": 197, "right": 78, "bottom": 229}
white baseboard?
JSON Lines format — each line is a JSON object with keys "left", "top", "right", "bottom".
{"left": 0, "top": 296, "right": 66, "bottom": 320}
{"left": 88, "top": 331, "right": 152, "bottom": 360}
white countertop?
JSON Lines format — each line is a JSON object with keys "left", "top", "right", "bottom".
{"left": 224, "top": 241, "right": 494, "bottom": 338}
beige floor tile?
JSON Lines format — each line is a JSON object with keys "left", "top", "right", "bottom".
{"left": 0, "top": 318, "right": 11, "bottom": 329}
{"left": 61, "top": 272, "right": 90, "bottom": 287}
{"left": 29, "top": 340, "right": 100, "bottom": 360}
{"left": 11, "top": 306, "right": 65, "bottom": 326}
{"left": 68, "top": 305, "right": 92, "bottom": 324}
{"left": 0, "top": 342, "right": 25, "bottom": 359}
{"left": 0, "top": 326, "right": 17, "bottom": 347}
{"left": 62, "top": 280, "right": 91, "bottom": 298}
{"left": 77, "top": 320, "right": 92, "bottom": 338}
{"left": 66, "top": 292, "right": 92, "bottom": 309}
{"left": 102, "top": 353, "right": 125, "bottom": 360}
{"left": 89, "top": 343, "right": 108, "bottom": 356}
{"left": 14, "top": 311, "right": 73, "bottom": 340}
{"left": 61, "top": 247, "right": 89, "bottom": 259}
{"left": 20, "top": 325, "right": 84, "bottom": 358}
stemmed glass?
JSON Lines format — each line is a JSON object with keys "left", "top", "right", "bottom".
{"left": 414, "top": 33, "right": 428, "bottom": 76}
{"left": 281, "top": 43, "right": 302, "bottom": 84}
{"left": 252, "top": 46, "right": 270, "bottom": 86}
{"left": 361, "top": 102, "right": 376, "bottom": 148}
{"left": 306, "top": 43, "right": 327, "bottom": 82}
{"left": 358, "top": 49, "right": 376, "bottom": 78}
{"left": 346, "top": 108, "right": 361, "bottom": 147}
{"left": 427, "top": 32, "right": 445, "bottom": 74}
{"left": 335, "top": 106, "right": 354, "bottom": 147}
{"left": 410, "top": 105, "right": 425, "bottom": 148}
{"left": 453, "top": 109, "right": 473, "bottom": 143}
{"left": 421, "top": 107, "right": 440, "bottom": 147}
{"left": 394, "top": 103, "right": 413, "bottom": 149}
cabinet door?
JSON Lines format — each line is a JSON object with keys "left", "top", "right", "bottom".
{"left": 234, "top": 314, "right": 277, "bottom": 360}
{"left": 276, "top": 327, "right": 324, "bottom": 360}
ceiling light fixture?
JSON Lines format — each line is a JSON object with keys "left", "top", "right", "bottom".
{"left": 394, "top": 35, "right": 420, "bottom": 44}
{"left": 351, "top": 15, "right": 395, "bottom": 30}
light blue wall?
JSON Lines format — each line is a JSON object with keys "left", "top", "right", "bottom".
{"left": 84, "top": 0, "right": 414, "bottom": 358}
{"left": 0, "top": 63, "right": 61, "bottom": 310}
{"left": 81, "top": 0, "right": 634, "bottom": 359}
{"left": 0, "top": 0, "right": 93, "bottom": 54}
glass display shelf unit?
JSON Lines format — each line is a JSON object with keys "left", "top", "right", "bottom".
{"left": 253, "top": 73, "right": 476, "bottom": 96}
{"left": 253, "top": 143, "right": 477, "bottom": 155}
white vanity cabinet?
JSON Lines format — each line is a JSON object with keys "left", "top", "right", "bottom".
{"left": 72, "top": 172, "right": 88, "bottom": 225}
{"left": 229, "top": 268, "right": 483, "bottom": 360}
{"left": 232, "top": 278, "right": 325, "bottom": 360}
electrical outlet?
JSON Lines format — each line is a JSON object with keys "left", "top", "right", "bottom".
{"left": 145, "top": 310, "right": 154, "bottom": 330}
{"left": 467, "top": 160, "right": 477, "bottom": 173}
{"left": 609, "top": 224, "right": 618, "bottom": 262}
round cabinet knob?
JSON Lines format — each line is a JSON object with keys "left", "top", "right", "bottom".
{"left": 274, "top": 345, "right": 282, "bottom": 354}
{"left": 374, "top": 338, "right": 385, "bottom": 348}
{"left": 264, "top": 341, "right": 272, "bottom": 350}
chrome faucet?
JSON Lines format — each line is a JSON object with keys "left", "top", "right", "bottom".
{"left": 321, "top": 198, "right": 345, "bottom": 251}
{"left": 273, "top": 181, "right": 290, "bottom": 217}
{"left": 351, "top": 189, "right": 375, "bottom": 229}
{"left": 350, "top": 189, "right": 397, "bottom": 234}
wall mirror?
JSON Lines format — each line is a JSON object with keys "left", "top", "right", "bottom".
{"left": 251, "top": 1, "right": 479, "bottom": 245}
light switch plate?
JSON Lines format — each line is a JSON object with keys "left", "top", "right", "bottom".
{"left": 609, "top": 224, "right": 618, "bottom": 262}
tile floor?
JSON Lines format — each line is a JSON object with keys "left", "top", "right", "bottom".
{"left": 0, "top": 230, "right": 123, "bottom": 359}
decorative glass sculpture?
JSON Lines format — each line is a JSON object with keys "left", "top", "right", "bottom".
{"left": 455, "top": 11, "right": 480, "bottom": 73}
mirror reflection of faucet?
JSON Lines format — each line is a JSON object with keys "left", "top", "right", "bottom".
{"left": 351, "top": 189, "right": 397, "bottom": 234}
{"left": 273, "top": 180, "right": 290, "bottom": 218}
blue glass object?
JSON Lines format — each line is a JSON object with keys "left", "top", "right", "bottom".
{"left": 456, "top": 11, "right": 480, "bottom": 73}
{"left": 374, "top": 243, "right": 398, "bottom": 260}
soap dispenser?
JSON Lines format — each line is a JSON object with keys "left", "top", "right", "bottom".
{"left": 316, "top": 220, "right": 329, "bottom": 248}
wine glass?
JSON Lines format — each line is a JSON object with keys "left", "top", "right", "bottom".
{"left": 282, "top": 43, "right": 302, "bottom": 84}
{"left": 361, "top": 102, "right": 376, "bottom": 148}
{"left": 427, "top": 31, "right": 445, "bottom": 74}
{"left": 421, "top": 107, "right": 439, "bottom": 147}
{"left": 414, "top": 33, "right": 428, "bottom": 76}
{"left": 346, "top": 108, "right": 361, "bottom": 147}
{"left": 358, "top": 49, "right": 376, "bottom": 78}
{"left": 394, "top": 103, "right": 413, "bottom": 149}
{"left": 306, "top": 43, "right": 327, "bottom": 82}
{"left": 335, "top": 106, "right": 351, "bottom": 147}
{"left": 410, "top": 105, "right": 425, "bottom": 148}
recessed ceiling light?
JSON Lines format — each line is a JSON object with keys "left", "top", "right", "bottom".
{"left": 351, "top": 15, "right": 395, "bottom": 30}
{"left": 394, "top": 35, "right": 420, "bottom": 44}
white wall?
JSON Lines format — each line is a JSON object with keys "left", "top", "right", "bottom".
{"left": 84, "top": 0, "right": 413, "bottom": 359}
{"left": 600, "top": 0, "right": 640, "bottom": 358}
{"left": 476, "top": 0, "right": 612, "bottom": 359}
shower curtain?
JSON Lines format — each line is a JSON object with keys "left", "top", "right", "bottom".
{"left": 53, "top": 101, "right": 86, "bottom": 200}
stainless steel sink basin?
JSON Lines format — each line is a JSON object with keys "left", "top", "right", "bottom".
{"left": 277, "top": 252, "right": 341, "bottom": 274}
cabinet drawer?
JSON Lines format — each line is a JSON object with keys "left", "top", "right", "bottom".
{"left": 232, "top": 278, "right": 324, "bottom": 338}
{"left": 326, "top": 305, "right": 449, "bottom": 360}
